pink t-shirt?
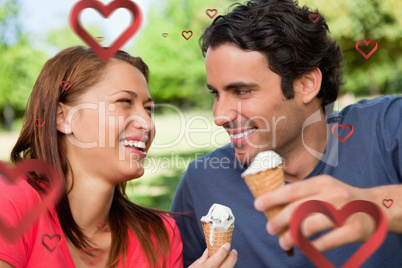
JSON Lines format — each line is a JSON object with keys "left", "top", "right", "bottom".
{"left": 0, "top": 177, "right": 183, "bottom": 267}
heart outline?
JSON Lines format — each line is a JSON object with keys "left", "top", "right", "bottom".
{"left": 182, "top": 30, "right": 193, "bottom": 40}
{"left": 60, "top": 81, "right": 72, "bottom": 91}
{"left": 162, "top": 33, "right": 168, "bottom": 38}
{"left": 69, "top": 0, "right": 143, "bottom": 62}
{"left": 355, "top": 40, "right": 378, "bottom": 59}
{"left": 290, "top": 200, "right": 387, "bottom": 268}
{"left": 34, "top": 119, "right": 46, "bottom": 128}
{"left": 382, "top": 199, "right": 393, "bottom": 209}
{"left": 206, "top": 9, "right": 218, "bottom": 19}
{"left": 0, "top": 160, "right": 64, "bottom": 242}
{"left": 78, "top": 248, "right": 106, "bottom": 265}
{"left": 96, "top": 222, "right": 108, "bottom": 231}
{"left": 309, "top": 14, "right": 320, "bottom": 23}
{"left": 42, "top": 233, "right": 62, "bottom": 253}
{"left": 331, "top": 124, "right": 354, "bottom": 143}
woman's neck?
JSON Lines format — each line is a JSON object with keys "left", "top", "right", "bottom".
{"left": 66, "top": 171, "right": 115, "bottom": 238}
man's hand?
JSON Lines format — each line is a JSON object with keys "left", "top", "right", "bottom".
{"left": 254, "top": 175, "right": 402, "bottom": 252}
{"left": 189, "top": 243, "right": 238, "bottom": 268}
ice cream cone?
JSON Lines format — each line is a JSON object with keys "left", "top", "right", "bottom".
{"left": 202, "top": 222, "right": 234, "bottom": 256}
{"left": 200, "top": 204, "right": 235, "bottom": 257}
{"left": 243, "top": 166, "right": 287, "bottom": 236}
{"left": 241, "top": 151, "right": 294, "bottom": 256}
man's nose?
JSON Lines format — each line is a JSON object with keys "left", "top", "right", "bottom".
{"left": 213, "top": 97, "right": 239, "bottom": 127}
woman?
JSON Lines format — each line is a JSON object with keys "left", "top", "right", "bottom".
{"left": 0, "top": 47, "right": 237, "bottom": 267}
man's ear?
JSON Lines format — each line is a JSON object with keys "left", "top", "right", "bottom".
{"left": 57, "top": 102, "right": 72, "bottom": 134}
{"left": 294, "top": 67, "right": 322, "bottom": 104}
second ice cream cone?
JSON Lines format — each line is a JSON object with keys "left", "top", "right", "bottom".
{"left": 200, "top": 203, "right": 235, "bottom": 257}
{"left": 202, "top": 222, "right": 234, "bottom": 256}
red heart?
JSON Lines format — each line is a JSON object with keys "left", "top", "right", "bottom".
{"left": 182, "top": 30, "right": 193, "bottom": 40}
{"left": 309, "top": 14, "right": 320, "bottom": 23}
{"left": 60, "top": 81, "right": 72, "bottom": 91}
{"left": 206, "top": 9, "right": 218, "bottom": 19}
{"left": 69, "top": 0, "right": 143, "bottom": 62}
{"left": 382, "top": 199, "right": 393, "bottom": 209}
{"left": 0, "top": 160, "right": 64, "bottom": 242}
{"left": 34, "top": 119, "right": 46, "bottom": 128}
{"left": 355, "top": 40, "right": 378, "bottom": 59}
{"left": 78, "top": 248, "right": 106, "bottom": 265}
{"left": 291, "top": 200, "right": 387, "bottom": 268}
{"left": 162, "top": 33, "right": 168, "bottom": 38}
{"left": 96, "top": 221, "right": 108, "bottom": 231}
{"left": 331, "top": 124, "right": 354, "bottom": 143}
{"left": 42, "top": 233, "right": 62, "bottom": 253}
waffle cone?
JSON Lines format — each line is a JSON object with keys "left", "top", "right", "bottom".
{"left": 244, "top": 166, "right": 286, "bottom": 237}
{"left": 201, "top": 222, "right": 234, "bottom": 257}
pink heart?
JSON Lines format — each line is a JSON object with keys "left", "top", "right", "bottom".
{"left": 382, "top": 199, "right": 393, "bottom": 209}
{"left": 34, "top": 119, "right": 46, "bottom": 128}
{"left": 206, "top": 9, "right": 218, "bottom": 19}
{"left": 309, "top": 14, "right": 320, "bottom": 23}
{"left": 0, "top": 160, "right": 64, "bottom": 242}
{"left": 69, "top": 0, "right": 143, "bottom": 62}
{"left": 182, "top": 30, "right": 193, "bottom": 40}
{"left": 78, "top": 248, "right": 106, "bottom": 265}
{"left": 291, "top": 200, "right": 387, "bottom": 268}
{"left": 42, "top": 233, "right": 62, "bottom": 253}
{"left": 355, "top": 40, "right": 378, "bottom": 59}
{"left": 96, "top": 222, "right": 108, "bottom": 231}
{"left": 331, "top": 124, "right": 354, "bottom": 143}
{"left": 60, "top": 81, "right": 72, "bottom": 91}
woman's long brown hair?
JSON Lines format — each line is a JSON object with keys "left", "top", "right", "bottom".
{"left": 10, "top": 46, "right": 170, "bottom": 268}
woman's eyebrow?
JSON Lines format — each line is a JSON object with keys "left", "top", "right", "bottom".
{"left": 111, "top": 90, "right": 154, "bottom": 104}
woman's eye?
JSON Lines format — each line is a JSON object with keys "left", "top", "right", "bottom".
{"left": 145, "top": 106, "right": 154, "bottom": 113}
{"left": 117, "top": 99, "right": 132, "bottom": 104}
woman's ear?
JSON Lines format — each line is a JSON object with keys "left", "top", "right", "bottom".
{"left": 294, "top": 67, "right": 322, "bottom": 104}
{"left": 57, "top": 102, "right": 72, "bottom": 134}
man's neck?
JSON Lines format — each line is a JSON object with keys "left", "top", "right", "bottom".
{"left": 281, "top": 110, "right": 329, "bottom": 183}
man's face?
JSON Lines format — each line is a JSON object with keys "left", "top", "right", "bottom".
{"left": 205, "top": 44, "right": 305, "bottom": 164}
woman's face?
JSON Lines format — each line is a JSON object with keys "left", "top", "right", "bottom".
{"left": 64, "top": 59, "right": 155, "bottom": 183}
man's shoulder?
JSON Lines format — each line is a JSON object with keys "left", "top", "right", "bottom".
{"left": 338, "top": 95, "right": 401, "bottom": 117}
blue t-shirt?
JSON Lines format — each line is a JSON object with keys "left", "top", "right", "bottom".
{"left": 171, "top": 95, "right": 402, "bottom": 267}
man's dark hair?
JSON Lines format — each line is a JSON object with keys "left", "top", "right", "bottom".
{"left": 200, "top": 0, "right": 344, "bottom": 112}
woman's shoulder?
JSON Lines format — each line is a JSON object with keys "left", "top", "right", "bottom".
{"left": 0, "top": 176, "right": 41, "bottom": 216}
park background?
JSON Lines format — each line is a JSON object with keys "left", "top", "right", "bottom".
{"left": 0, "top": 0, "right": 401, "bottom": 210}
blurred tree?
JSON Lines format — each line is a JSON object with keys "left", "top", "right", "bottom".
{"left": 0, "top": 0, "right": 47, "bottom": 130}
{"left": 300, "top": 0, "right": 402, "bottom": 96}
{"left": 132, "top": 0, "right": 236, "bottom": 110}
{"left": 134, "top": 0, "right": 402, "bottom": 108}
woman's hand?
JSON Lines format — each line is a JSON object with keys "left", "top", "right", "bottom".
{"left": 189, "top": 243, "right": 237, "bottom": 268}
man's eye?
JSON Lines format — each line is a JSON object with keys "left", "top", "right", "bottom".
{"left": 209, "top": 89, "right": 219, "bottom": 97}
{"left": 236, "top": 89, "right": 251, "bottom": 95}
{"left": 117, "top": 99, "right": 132, "bottom": 104}
{"left": 145, "top": 106, "right": 154, "bottom": 113}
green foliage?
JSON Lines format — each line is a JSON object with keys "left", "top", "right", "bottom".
{"left": 132, "top": 0, "right": 236, "bottom": 109}
{"left": 300, "top": 0, "right": 402, "bottom": 96}
{"left": 133, "top": 0, "right": 402, "bottom": 107}
{"left": 0, "top": 0, "right": 47, "bottom": 121}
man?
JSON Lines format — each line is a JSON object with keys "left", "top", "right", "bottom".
{"left": 171, "top": 0, "right": 402, "bottom": 267}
